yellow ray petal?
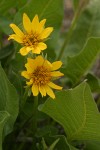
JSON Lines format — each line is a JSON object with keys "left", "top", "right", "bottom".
{"left": 52, "top": 61, "right": 62, "bottom": 71}
{"left": 51, "top": 71, "right": 64, "bottom": 77}
{"left": 32, "top": 15, "right": 39, "bottom": 33}
{"left": 48, "top": 82, "right": 62, "bottom": 90}
{"left": 40, "top": 27, "right": 53, "bottom": 39}
{"left": 21, "top": 71, "right": 30, "bottom": 79}
{"left": 45, "top": 85, "right": 55, "bottom": 99}
{"left": 39, "top": 86, "right": 46, "bottom": 97}
{"left": 19, "top": 47, "right": 30, "bottom": 56}
{"left": 26, "top": 46, "right": 34, "bottom": 51}
{"left": 25, "top": 63, "right": 34, "bottom": 73}
{"left": 26, "top": 80, "right": 33, "bottom": 85}
{"left": 8, "top": 34, "right": 23, "bottom": 43}
{"left": 32, "top": 84, "right": 39, "bottom": 96}
{"left": 10, "top": 24, "right": 24, "bottom": 37}
{"left": 27, "top": 58, "right": 35, "bottom": 64}
{"left": 43, "top": 59, "right": 52, "bottom": 70}
{"left": 35, "top": 55, "right": 44, "bottom": 66}
{"left": 26, "top": 56, "right": 44, "bottom": 72}
{"left": 25, "top": 59, "right": 36, "bottom": 73}
{"left": 37, "top": 19, "right": 46, "bottom": 34}
{"left": 23, "top": 13, "right": 31, "bottom": 33}
{"left": 35, "top": 55, "right": 45, "bottom": 65}
{"left": 32, "top": 47, "right": 41, "bottom": 54}
{"left": 37, "top": 42, "right": 47, "bottom": 50}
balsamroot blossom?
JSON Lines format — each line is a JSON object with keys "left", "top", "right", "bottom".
{"left": 8, "top": 13, "right": 53, "bottom": 56}
{"left": 21, "top": 56, "right": 64, "bottom": 99}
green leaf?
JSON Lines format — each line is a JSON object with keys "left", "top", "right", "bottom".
{"left": 0, "top": 0, "right": 17, "bottom": 16}
{"left": 62, "top": 0, "right": 100, "bottom": 58}
{"left": 0, "top": 44, "right": 14, "bottom": 60}
{"left": 14, "top": 0, "right": 63, "bottom": 28}
{"left": 85, "top": 141, "right": 100, "bottom": 150}
{"left": 0, "top": 64, "right": 19, "bottom": 146}
{"left": 11, "top": 52, "right": 25, "bottom": 72}
{"left": 0, "top": 111, "right": 10, "bottom": 150}
{"left": 86, "top": 73, "right": 100, "bottom": 92}
{"left": 0, "top": 0, "right": 27, "bottom": 17}
{"left": 36, "top": 125, "right": 58, "bottom": 137}
{"left": 0, "top": 0, "right": 28, "bottom": 35}
{"left": 40, "top": 82, "right": 100, "bottom": 141}
{"left": 62, "top": 37, "right": 100, "bottom": 84}
{"left": 8, "top": 71, "right": 23, "bottom": 96}
{"left": 0, "top": 16, "right": 12, "bottom": 34}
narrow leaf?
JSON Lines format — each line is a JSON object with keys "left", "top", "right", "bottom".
{"left": 62, "top": 37, "right": 100, "bottom": 84}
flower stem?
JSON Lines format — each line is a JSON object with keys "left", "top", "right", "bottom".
{"left": 57, "top": 15, "right": 78, "bottom": 60}
{"left": 20, "top": 87, "right": 29, "bottom": 110}
{"left": 32, "top": 96, "right": 38, "bottom": 136}
{"left": 57, "top": 1, "right": 85, "bottom": 60}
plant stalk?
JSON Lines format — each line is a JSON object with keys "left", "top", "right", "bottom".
{"left": 32, "top": 96, "right": 38, "bottom": 136}
{"left": 57, "top": 0, "right": 86, "bottom": 60}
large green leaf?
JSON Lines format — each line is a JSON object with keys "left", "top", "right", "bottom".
{"left": 40, "top": 82, "right": 100, "bottom": 141}
{"left": 86, "top": 73, "right": 100, "bottom": 92}
{"left": 14, "top": 0, "right": 63, "bottom": 28}
{"left": 0, "top": 0, "right": 27, "bottom": 17}
{"left": 0, "top": 44, "right": 13, "bottom": 60}
{"left": 0, "top": 0, "right": 17, "bottom": 16}
{"left": 62, "top": 37, "right": 100, "bottom": 84}
{"left": 0, "top": 0, "right": 27, "bottom": 34}
{"left": 0, "top": 64, "right": 19, "bottom": 148}
{"left": 62, "top": 0, "right": 100, "bottom": 58}
{"left": 0, "top": 16, "right": 11, "bottom": 34}
{"left": 0, "top": 111, "right": 10, "bottom": 150}
{"left": 85, "top": 141, "right": 100, "bottom": 150}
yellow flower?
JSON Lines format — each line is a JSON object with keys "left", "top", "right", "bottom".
{"left": 21, "top": 56, "right": 64, "bottom": 99}
{"left": 8, "top": 13, "right": 53, "bottom": 56}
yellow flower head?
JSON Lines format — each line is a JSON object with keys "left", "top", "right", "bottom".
{"left": 8, "top": 13, "right": 53, "bottom": 56}
{"left": 21, "top": 56, "right": 64, "bottom": 99}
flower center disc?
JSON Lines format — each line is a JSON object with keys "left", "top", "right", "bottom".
{"left": 23, "top": 33, "right": 40, "bottom": 46}
{"left": 32, "top": 66, "right": 51, "bottom": 86}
